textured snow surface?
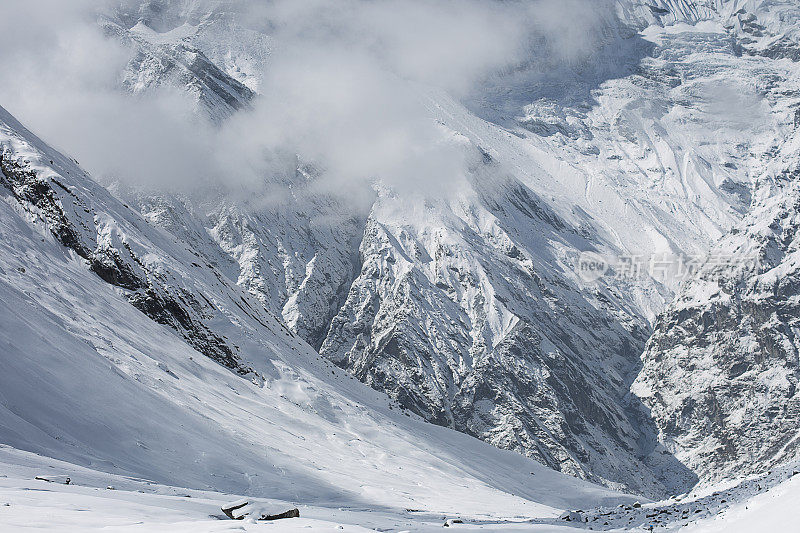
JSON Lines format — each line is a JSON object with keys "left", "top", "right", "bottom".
{"left": 681, "top": 469, "right": 800, "bottom": 533}
{"left": 0, "top": 446, "right": 585, "bottom": 532}
{"left": 0, "top": 447, "right": 796, "bottom": 531}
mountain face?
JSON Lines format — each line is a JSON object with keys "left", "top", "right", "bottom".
{"left": 625, "top": 0, "right": 800, "bottom": 486}
{"left": 632, "top": 129, "right": 800, "bottom": 484}
{"left": 99, "top": 4, "right": 685, "bottom": 496}
{"left": 3, "top": 0, "right": 800, "bottom": 501}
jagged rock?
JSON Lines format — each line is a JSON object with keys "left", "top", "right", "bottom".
{"left": 633, "top": 130, "right": 800, "bottom": 483}
{"left": 260, "top": 508, "right": 300, "bottom": 521}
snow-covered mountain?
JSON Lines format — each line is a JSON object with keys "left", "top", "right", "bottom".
{"left": 2, "top": 1, "right": 800, "bottom": 527}
{"left": 29, "top": 0, "right": 790, "bottom": 499}
{"left": 633, "top": 127, "right": 800, "bottom": 485}
{"left": 100, "top": 3, "right": 676, "bottom": 496}
{"left": 0, "top": 102, "right": 630, "bottom": 520}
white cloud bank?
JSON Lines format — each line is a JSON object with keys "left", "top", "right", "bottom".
{"left": 0, "top": 0, "right": 610, "bottom": 201}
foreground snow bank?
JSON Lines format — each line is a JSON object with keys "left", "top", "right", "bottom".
{"left": 0, "top": 446, "right": 598, "bottom": 532}
{"left": 683, "top": 471, "right": 800, "bottom": 533}
{"left": 1, "top": 443, "right": 796, "bottom": 532}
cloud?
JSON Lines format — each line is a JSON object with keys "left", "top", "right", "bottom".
{"left": 0, "top": 0, "right": 610, "bottom": 205}
{"left": 213, "top": 0, "right": 612, "bottom": 201}
{"left": 0, "top": 0, "right": 221, "bottom": 191}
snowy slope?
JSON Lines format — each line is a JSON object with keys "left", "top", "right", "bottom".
{"left": 0, "top": 446, "right": 377, "bottom": 532}
{"left": 533, "top": 458, "right": 800, "bottom": 530}
{"left": 1, "top": 445, "right": 796, "bottom": 531}
{"left": 0, "top": 103, "right": 633, "bottom": 527}
{"left": 681, "top": 469, "right": 800, "bottom": 533}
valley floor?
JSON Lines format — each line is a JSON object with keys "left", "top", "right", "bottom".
{"left": 0, "top": 445, "right": 796, "bottom": 532}
{"left": 0, "top": 445, "right": 580, "bottom": 532}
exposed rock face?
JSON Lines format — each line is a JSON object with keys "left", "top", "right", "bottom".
{"left": 0, "top": 107, "right": 260, "bottom": 375}
{"left": 316, "top": 174, "right": 689, "bottom": 496}
{"left": 119, "top": 176, "right": 369, "bottom": 353}
{"left": 625, "top": 1, "right": 800, "bottom": 487}
{"left": 102, "top": 15, "right": 255, "bottom": 122}
{"left": 314, "top": 0, "right": 800, "bottom": 494}
{"left": 632, "top": 131, "right": 800, "bottom": 483}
